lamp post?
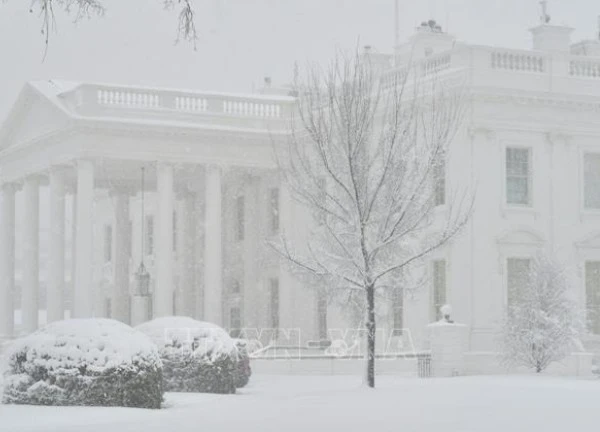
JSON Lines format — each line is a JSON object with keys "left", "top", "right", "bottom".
{"left": 131, "top": 166, "right": 152, "bottom": 325}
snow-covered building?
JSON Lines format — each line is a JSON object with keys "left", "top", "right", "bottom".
{"left": 2, "top": 17, "right": 600, "bottom": 367}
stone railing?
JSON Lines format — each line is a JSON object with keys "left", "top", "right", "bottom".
{"left": 96, "top": 89, "right": 161, "bottom": 109}
{"left": 570, "top": 58, "right": 600, "bottom": 78}
{"left": 74, "top": 84, "right": 295, "bottom": 120}
{"left": 490, "top": 49, "right": 546, "bottom": 73}
{"left": 422, "top": 53, "right": 452, "bottom": 76}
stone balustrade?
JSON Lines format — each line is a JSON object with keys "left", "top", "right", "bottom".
{"left": 71, "top": 84, "right": 295, "bottom": 122}
{"left": 381, "top": 45, "right": 600, "bottom": 96}
{"left": 490, "top": 50, "right": 546, "bottom": 73}
{"left": 570, "top": 58, "right": 600, "bottom": 78}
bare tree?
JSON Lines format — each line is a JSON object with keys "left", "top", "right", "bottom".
{"left": 501, "top": 252, "right": 584, "bottom": 373}
{"left": 8, "top": 0, "right": 198, "bottom": 56}
{"left": 274, "top": 51, "right": 471, "bottom": 388}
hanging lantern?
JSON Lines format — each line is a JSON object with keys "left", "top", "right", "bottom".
{"left": 134, "top": 166, "right": 151, "bottom": 296}
{"left": 134, "top": 262, "right": 151, "bottom": 296}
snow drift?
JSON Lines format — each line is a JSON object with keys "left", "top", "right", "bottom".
{"left": 1, "top": 319, "right": 163, "bottom": 408}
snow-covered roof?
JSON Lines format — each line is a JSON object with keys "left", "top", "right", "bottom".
{"left": 0, "top": 79, "right": 296, "bottom": 154}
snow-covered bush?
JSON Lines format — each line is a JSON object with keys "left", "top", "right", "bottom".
{"left": 501, "top": 253, "right": 584, "bottom": 373}
{"left": 136, "top": 317, "right": 238, "bottom": 394}
{"left": 1, "top": 319, "right": 163, "bottom": 408}
{"left": 233, "top": 339, "right": 252, "bottom": 388}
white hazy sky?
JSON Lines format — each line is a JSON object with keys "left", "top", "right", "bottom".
{"left": 0, "top": 0, "right": 598, "bottom": 123}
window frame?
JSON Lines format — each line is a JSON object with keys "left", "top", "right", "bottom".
{"left": 585, "top": 260, "right": 600, "bottom": 335}
{"left": 269, "top": 277, "right": 280, "bottom": 337}
{"left": 103, "top": 224, "right": 113, "bottom": 263}
{"left": 229, "top": 306, "right": 242, "bottom": 338}
{"left": 392, "top": 288, "right": 404, "bottom": 335}
{"left": 505, "top": 146, "right": 533, "bottom": 207}
{"left": 583, "top": 152, "right": 600, "bottom": 211}
{"left": 269, "top": 187, "right": 280, "bottom": 234}
{"left": 505, "top": 257, "right": 532, "bottom": 310}
{"left": 235, "top": 195, "right": 245, "bottom": 242}
{"left": 316, "top": 289, "right": 328, "bottom": 341}
{"left": 433, "top": 159, "right": 446, "bottom": 207}
{"left": 230, "top": 279, "right": 241, "bottom": 295}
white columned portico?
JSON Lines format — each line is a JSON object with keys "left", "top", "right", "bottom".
{"left": 73, "top": 160, "right": 95, "bottom": 318}
{"left": 22, "top": 176, "right": 40, "bottom": 333}
{"left": 0, "top": 183, "right": 16, "bottom": 339}
{"left": 112, "top": 191, "right": 132, "bottom": 323}
{"left": 155, "top": 163, "right": 174, "bottom": 317}
{"left": 204, "top": 165, "right": 223, "bottom": 325}
{"left": 47, "top": 168, "right": 66, "bottom": 323}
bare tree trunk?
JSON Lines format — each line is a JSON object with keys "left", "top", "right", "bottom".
{"left": 366, "top": 284, "right": 376, "bottom": 388}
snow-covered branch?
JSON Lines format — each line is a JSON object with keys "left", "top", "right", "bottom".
{"left": 22, "top": 0, "right": 199, "bottom": 55}
{"left": 501, "top": 252, "right": 585, "bottom": 373}
{"left": 274, "top": 49, "right": 471, "bottom": 387}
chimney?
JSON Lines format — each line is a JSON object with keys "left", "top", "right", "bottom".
{"left": 530, "top": 24, "right": 574, "bottom": 52}
{"left": 396, "top": 19, "right": 456, "bottom": 64}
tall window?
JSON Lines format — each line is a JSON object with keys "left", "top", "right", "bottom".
{"left": 230, "top": 306, "right": 242, "bottom": 338}
{"left": 584, "top": 154, "right": 600, "bottom": 209}
{"left": 236, "top": 196, "right": 245, "bottom": 242}
{"left": 506, "top": 147, "right": 531, "bottom": 206}
{"left": 392, "top": 288, "right": 404, "bottom": 334}
{"left": 317, "top": 290, "right": 328, "bottom": 340}
{"left": 269, "top": 188, "right": 280, "bottom": 234}
{"left": 585, "top": 261, "right": 600, "bottom": 334}
{"left": 506, "top": 258, "right": 531, "bottom": 308}
{"left": 230, "top": 279, "right": 241, "bottom": 295}
{"left": 269, "top": 278, "right": 280, "bottom": 337}
{"left": 434, "top": 160, "right": 446, "bottom": 206}
{"left": 432, "top": 260, "right": 447, "bottom": 320}
{"left": 145, "top": 215, "right": 154, "bottom": 255}
{"left": 103, "top": 224, "right": 113, "bottom": 263}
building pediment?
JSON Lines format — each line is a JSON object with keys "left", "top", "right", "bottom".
{"left": 0, "top": 83, "right": 72, "bottom": 152}
{"left": 496, "top": 227, "right": 545, "bottom": 246}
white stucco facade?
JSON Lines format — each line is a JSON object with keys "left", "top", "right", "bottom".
{"left": 2, "top": 21, "right": 600, "bottom": 364}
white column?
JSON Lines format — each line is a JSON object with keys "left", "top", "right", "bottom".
{"left": 112, "top": 192, "right": 131, "bottom": 323}
{"left": 69, "top": 192, "right": 77, "bottom": 317}
{"left": 73, "top": 160, "right": 95, "bottom": 318}
{"left": 242, "top": 177, "right": 259, "bottom": 328}
{"left": 176, "top": 194, "right": 195, "bottom": 317}
{"left": 155, "top": 163, "right": 174, "bottom": 317}
{"left": 0, "top": 183, "right": 16, "bottom": 339}
{"left": 22, "top": 176, "right": 40, "bottom": 333}
{"left": 47, "top": 169, "right": 66, "bottom": 323}
{"left": 204, "top": 165, "right": 223, "bottom": 325}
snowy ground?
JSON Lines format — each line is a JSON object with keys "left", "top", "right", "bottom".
{"left": 0, "top": 374, "right": 598, "bottom": 432}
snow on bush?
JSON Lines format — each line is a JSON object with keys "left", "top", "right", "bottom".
{"left": 501, "top": 252, "right": 584, "bottom": 373}
{"left": 136, "top": 317, "right": 238, "bottom": 394}
{"left": 1, "top": 319, "right": 163, "bottom": 408}
{"left": 232, "top": 339, "right": 252, "bottom": 388}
